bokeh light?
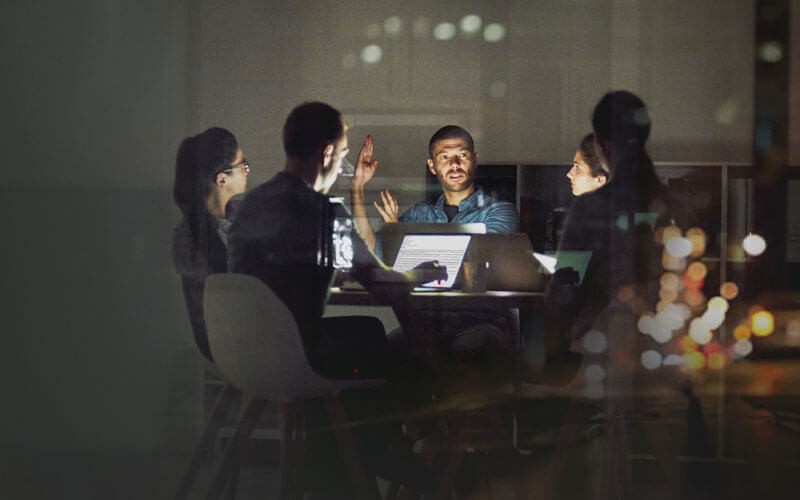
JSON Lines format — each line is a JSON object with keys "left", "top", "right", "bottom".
{"left": 665, "top": 236, "right": 692, "bottom": 258}
{"left": 483, "top": 23, "right": 507, "bottom": 42}
{"left": 683, "top": 288, "right": 706, "bottom": 310}
{"left": 787, "top": 319, "right": 800, "bottom": 340}
{"left": 384, "top": 16, "right": 403, "bottom": 37}
{"left": 679, "top": 335, "right": 699, "bottom": 352}
{"left": 433, "top": 22, "right": 457, "bottom": 40}
{"left": 582, "top": 329, "right": 608, "bottom": 353}
{"left": 707, "top": 296, "right": 729, "bottom": 313}
{"left": 686, "top": 261, "right": 708, "bottom": 283}
{"left": 751, "top": 310, "right": 775, "bottom": 337}
{"left": 584, "top": 364, "right": 606, "bottom": 382}
{"left": 663, "top": 354, "right": 683, "bottom": 366}
{"left": 662, "top": 225, "right": 682, "bottom": 243}
{"left": 707, "top": 352, "right": 726, "bottom": 371}
{"left": 360, "top": 44, "right": 383, "bottom": 64}
{"left": 689, "top": 318, "right": 713, "bottom": 345}
{"left": 733, "top": 324, "right": 752, "bottom": 340}
{"left": 686, "top": 227, "right": 707, "bottom": 257}
{"left": 733, "top": 339, "right": 753, "bottom": 357}
{"left": 742, "top": 233, "right": 767, "bottom": 256}
{"left": 459, "top": 14, "right": 482, "bottom": 34}
{"left": 720, "top": 281, "right": 739, "bottom": 300}
{"left": 701, "top": 308, "right": 725, "bottom": 330}
{"left": 660, "top": 272, "right": 681, "bottom": 291}
{"left": 662, "top": 252, "right": 687, "bottom": 272}
{"left": 683, "top": 351, "right": 706, "bottom": 370}
{"left": 641, "top": 350, "right": 663, "bottom": 370}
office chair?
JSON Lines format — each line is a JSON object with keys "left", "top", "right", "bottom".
{"left": 203, "top": 273, "right": 386, "bottom": 500}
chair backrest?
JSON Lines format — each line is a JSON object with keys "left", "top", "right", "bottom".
{"left": 204, "top": 273, "right": 382, "bottom": 401}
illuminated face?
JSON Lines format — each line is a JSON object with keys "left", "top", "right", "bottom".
{"left": 224, "top": 148, "right": 249, "bottom": 195}
{"left": 426, "top": 137, "right": 477, "bottom": 194}
{"left": 567, "top": 150, "right": 606, "bottom": 196}
{"left": 317, "top": 132, "right": 348, "bottom": 194}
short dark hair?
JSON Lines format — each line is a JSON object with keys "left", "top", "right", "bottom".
{"left": 173, "top": 127, "right": 238, "bottom": 216}
{"left": 578, "top": 133, "right": 607, "bottom": 178}
{"left": 283, "top": 101, "right": 344, "bottom": 160}
{"left": 428, "top": 125, "right": 475, "bottom": 158}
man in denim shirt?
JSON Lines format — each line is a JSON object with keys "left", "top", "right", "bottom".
{"left": 351, "top": 125, "right": 518, "bottom": 252}
{"left": 351, "top": 125, "right": 520, "bottom": 370}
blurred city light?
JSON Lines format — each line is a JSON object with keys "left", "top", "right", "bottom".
{"left": 433, "top": 22, "right": 457, "bottom": 40}
{"left": 483, "top": 23, "right": 507, "bottom": 42}
{"left": 751, "top": 310, "right": 775, "bottom": 337}
{"left": 742, "top": 233, "right": 767, "bottom": 256}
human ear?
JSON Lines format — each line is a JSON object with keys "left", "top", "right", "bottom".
{"left": 427, "top": 158, "right": 436, "bottom": 175}
{"left": 215, "top": 172, "right": 227, "bottom": 187}
{"left": 322, "top": 144, "right": 334, "bottom": 167}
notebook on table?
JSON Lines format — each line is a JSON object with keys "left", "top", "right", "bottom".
{"left": 391, "top": 233, "right": 472, "bottom": 290}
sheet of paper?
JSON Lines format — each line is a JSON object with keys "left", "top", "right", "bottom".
{"left": 392, "top": 234, "right": 471, "bottom": 288}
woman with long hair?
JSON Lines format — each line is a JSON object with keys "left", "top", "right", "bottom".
{"left": 172, "top": 127, "right": 249, "bottom": 361}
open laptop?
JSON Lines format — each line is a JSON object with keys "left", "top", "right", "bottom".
{"left": 391, "top": 233, "right": 472, "bottom": 290}
{"left": 465, "top": 233, "right": 546, "bottom": 291}
{"left": 379, "top": 222, "right": 486, "bottom": 266}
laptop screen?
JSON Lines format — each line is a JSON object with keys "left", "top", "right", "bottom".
{"left": 391, "top": 234, "right": 472, "bottom": 289}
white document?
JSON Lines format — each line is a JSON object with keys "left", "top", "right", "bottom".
{"left": 392, "top": 234, "right": 472, "bottom": 289}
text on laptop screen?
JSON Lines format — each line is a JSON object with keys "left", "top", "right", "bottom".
{"left": 391, "top": 234, "right": 472, "bottom": 288}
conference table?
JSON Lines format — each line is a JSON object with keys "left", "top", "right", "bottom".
{"left": 327, "top": 287, "right": 548, "bottom": 370}
{"left": 327, "top": 287, "right": 545, "bottom": 309}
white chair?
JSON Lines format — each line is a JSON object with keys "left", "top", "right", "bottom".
{"left": 203, "top": 273, "right": 386, "bottom": 500}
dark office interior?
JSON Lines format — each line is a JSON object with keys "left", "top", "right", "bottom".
{"left": 2, "top": 0, "right": 799, "bottom": 498}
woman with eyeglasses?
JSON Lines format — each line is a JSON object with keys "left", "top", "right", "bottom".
{"left": 172, "top": 127, "right": 250, "bottom": 361}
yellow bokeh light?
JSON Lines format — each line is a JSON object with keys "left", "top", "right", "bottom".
{"left": 686, "top": 227, "right": 707, "bottom": 257}
{"left": 680, "top": 335, "right": 699, "bottom": 352}
{"left": 751, "top": 310, "right": 775, "bottom": 337}
{"left": 662, "top": 225, "right": 682, "bottom": 243}
{"left": 720, "top": 281, "right": 739, "bottom": 300}
{"left": 707, "top": 352, "right": 725, "bottom": 371}
{"left": 733, "top": 324, "right": 752, "bottom": 340}
{"left": 660, "top": 272, "right": 680, "bottom": 291}
{"left": 682, "top": 351, "right": 706, "bottom": 370}
{"left": 659, "top": 288, "right": 679, "bottom": 303}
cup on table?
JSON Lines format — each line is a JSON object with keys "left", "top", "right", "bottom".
{"left": 462, "top": 260, "right": 489, "bottom": 292}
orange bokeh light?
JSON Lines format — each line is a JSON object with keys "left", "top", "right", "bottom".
{"left": 686, "top": 261, "right": 708, "bottom": 282}
{"left": 707, "top": 352, "right": 725, "bottom": 371}
{"left": 733, "top": 324, "right": 752, "bottom": 340}
{"left": 720, "top": 281, "right": 739, "bottom": 300}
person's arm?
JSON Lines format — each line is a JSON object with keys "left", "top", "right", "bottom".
{"left": 483, "top": 201, "right": 520, "bottom": 233}
{"left": 350, "top": 135, "right": 380, "bottom": 251}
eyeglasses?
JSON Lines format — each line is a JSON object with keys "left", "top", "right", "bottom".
{"left": 223, "top": 159, "right": 250, "bottom": 174}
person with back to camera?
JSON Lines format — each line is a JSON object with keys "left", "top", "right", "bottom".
{"left": 350, "top": 126, "right": 520, "bottom": 371}
{"left": 172, "top": 127, "right": 250, "bottom": 362}
{"left": 227, "top": 101, "right": 445, "bottom": 498}
{"left": 543, "top": 92, "right": 707, "bottom": 498}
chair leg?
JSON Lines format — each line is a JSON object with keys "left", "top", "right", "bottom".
{"left": 278, "top": 401, "right": 305, "bottom": 500}
{"left": 323, "top": 396, "right": 382, "bottom": 500}
{"left": 175, "top": 384, "right": 240, "bottom": 500}
{"left": 205, "top": 396, "right": 267, "bottom": 500}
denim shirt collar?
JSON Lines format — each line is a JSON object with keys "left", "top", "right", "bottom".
{"left": 433, "top": 186, "right": 487, "bottom": 212}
